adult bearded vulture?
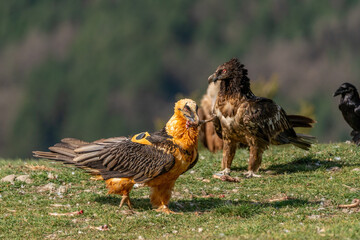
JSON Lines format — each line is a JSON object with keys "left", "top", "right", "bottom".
{"left": 34, "top": 99, "right": 200, "bottom": 214}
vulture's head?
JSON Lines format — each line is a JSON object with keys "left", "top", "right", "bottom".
{"left": 174, "top": 99, "right": 200, "bottom": 129}
{"left": 333, "top": 83, "right": 359, "bottom": 98}
{"left": 208, "top": 58, "right": 248, "bottom": 84}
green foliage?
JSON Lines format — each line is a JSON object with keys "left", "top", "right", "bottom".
{"left": 2, "top": 0, "right": 360, "bottom": 157}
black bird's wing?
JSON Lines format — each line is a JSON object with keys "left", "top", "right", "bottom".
{"left": 355, "top": 105, "right": 360, "bottom": 117}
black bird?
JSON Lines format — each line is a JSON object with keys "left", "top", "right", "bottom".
{"left": 334, "top": 82, "right": 360, "bottom": 145}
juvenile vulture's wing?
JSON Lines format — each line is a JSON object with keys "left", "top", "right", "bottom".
{"left": 243, "top": 98, "right": 295, "bottom": 143}
{"left": 72, "top": 136, "right": 176, "bottom": 183}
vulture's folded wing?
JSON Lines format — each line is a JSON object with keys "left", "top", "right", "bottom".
{"left": 34, "top": 135, "right": 176, "bottom": 184}
{"left": 243, "top": 98, "right": 295, "bottom": 143}
{"left": 73, "top": 137, "right": 176, "bottom": 183}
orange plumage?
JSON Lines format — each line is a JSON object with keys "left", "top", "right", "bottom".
{"left": 33, "top": 99, "right": 200, "bottom": 214}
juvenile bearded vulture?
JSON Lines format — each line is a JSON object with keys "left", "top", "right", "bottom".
{"left": 208, "top": 58, "right": 316, "bottom": 177}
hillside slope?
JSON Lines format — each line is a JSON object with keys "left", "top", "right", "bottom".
{"left": 1, "top": 143, "right": 359, "bottom": 239}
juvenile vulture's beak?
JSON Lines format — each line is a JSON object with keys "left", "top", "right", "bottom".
{"left": 208, "top": 73, "right": 218, "bottom": 84}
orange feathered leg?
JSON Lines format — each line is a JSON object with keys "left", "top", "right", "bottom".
{"left": 150, "top": 181, "right": 180, "bottom": 214}
{"left": 105, "top": 178, "right": 134, "bottom": 209}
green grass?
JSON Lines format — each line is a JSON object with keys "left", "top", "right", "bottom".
{"left": 1, "top": 143, "right": 360, "bottom": 239}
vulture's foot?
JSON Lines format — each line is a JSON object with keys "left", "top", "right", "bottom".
{"left": 119, "top": 195, "right": 132, "bottom": 209}
{"left": 214, "top": 168, "right": 231, "bottom": 177}
{"left": 155, "top": 205, "right": 182, "bottom": 215}
{"left": 244, "top": 171, "right": 261, "bottom": 178}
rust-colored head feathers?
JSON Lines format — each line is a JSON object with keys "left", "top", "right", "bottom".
{"left": 166, "top": 99, "right": 200, "bottom": 150}
{"left": 173, "top": 98, "right": 200, "bottom": 128}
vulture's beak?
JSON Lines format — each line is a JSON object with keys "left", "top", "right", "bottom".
{"left": 333, "top": 87, "right": 346, "bottom": 97}
{"left": 184, "top": 112, "right": 200, "bottom": 129}
{"left": 208, "top": 73, "right": 218, "bottom": 84}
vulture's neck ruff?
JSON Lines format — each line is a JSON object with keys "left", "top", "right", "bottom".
{"left": 219, "top": 73, "right": 255, "bottom": 100}
{"left": 165, "top": 100, "right": 199, "bottom": 151}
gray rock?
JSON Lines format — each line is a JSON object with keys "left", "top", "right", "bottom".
{"left": 16, "top": 175, "right": 33, "bottom": 184}
{"left": 1, "top": 174, "right": 17, "bottom": 184}
{"left": 37, "top": 183, "right": 56, "bottom": 192}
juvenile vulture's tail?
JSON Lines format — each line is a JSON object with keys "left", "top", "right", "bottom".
{"left": 274, "top": 115, "right": 316, "bottom": 150}
{"left": 287, "top": 115, "right": 316, "bottom": 128}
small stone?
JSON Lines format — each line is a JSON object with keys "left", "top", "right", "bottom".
{"left": 16, "top": 175, "right": 33, "bottom": 184}
{"left": 58, "top": 186, "right": 67, "bottom": 193}
{"left": 38, "top": 183, "right": 56, "bottom": 192}
{"left": 1, "top": 175, "right": 16, "bottom": 184}
{"left": 327, "top": 167, "right": 340, "bottom": 172}
{"left": 265, "top": 170, "right": 276, "bottom": 175}
{"left": 334, "top": 157, "right": 341, "bottom": 161}
{"left": 47, "top": 173, "right": 57, "bottom": 179}
{"left": 198, "top": 228, "right": 203, "bottom": 233}
{"left": 352, "top": 168, "right": 360, "bottom": 172}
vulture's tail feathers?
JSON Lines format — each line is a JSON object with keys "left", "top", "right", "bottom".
{"left": 290, "top": 133, "right": 317, "bottom": 150}
{"left": 287, "top": 115, "right": 316, "bottom": 128}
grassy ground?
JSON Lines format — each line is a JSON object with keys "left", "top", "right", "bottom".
{"left": 0, "top": 143, "right": 359, "bottom": 239}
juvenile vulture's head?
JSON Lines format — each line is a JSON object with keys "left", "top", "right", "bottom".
{"left": 208, "top": 58, "right": 251, "bottom": 95}
{"left": 208, "top": 58, "right": 248, "bottom": 83}
{"left": 334, "top": 82, "right": 359, "bottom": 98}
{"left": 174, "top": 99, "right": 200, "bottom": 129}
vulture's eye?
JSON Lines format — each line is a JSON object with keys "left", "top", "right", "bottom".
{"left": 184, "top": 105, "right": 191, "bottom": 112}
{"left": 222, "top": 69, "right": 227, "bottom": 74}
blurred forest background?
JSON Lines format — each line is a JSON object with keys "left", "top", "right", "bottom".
{"left": 1, "top": 0, "right": 359, "bottom": 158}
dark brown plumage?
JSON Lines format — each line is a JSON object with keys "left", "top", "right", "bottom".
{"left": 208, "top": 58, "right": 316, "bottom": 177}
{"left": 33, "top": 99, "right": 200, "bottom": 214}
